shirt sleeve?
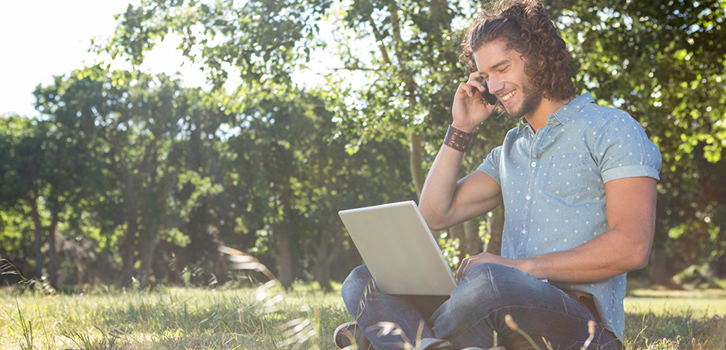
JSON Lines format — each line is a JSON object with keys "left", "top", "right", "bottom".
{"left": 595, "top": 112, "right": 662, "bottom": 183}
{"left": 476, "top": 145, "right": 503, "bottom": 185}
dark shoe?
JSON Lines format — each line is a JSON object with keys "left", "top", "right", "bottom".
{"left": 333, "top": 321, "right": 372, "bottom": 349}
{"left": 419, "top": 338, "right": 492, "bottom": 350}
{"left": 420, "top": 339, "right": 459, "bottom": 350}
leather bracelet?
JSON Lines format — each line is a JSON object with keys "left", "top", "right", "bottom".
{"left": 443, "top": 125, "right": 474, "bottom": 152}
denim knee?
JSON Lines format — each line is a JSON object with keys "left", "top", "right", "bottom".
{"left": 341, "top": 265, "right": 373, "bottom": 306}
{"left": 449, "top": 263, "right": 507, "bottom": 307}
{"left": 455, "top": 262, "right": 560, "bottom": 314}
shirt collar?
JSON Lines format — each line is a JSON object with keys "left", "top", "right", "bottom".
{"left": 517, "top": 92, "right": 594, "bottom": 133}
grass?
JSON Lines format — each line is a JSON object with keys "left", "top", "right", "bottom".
{"left": 623, "top": 288, "right": 726, "bottom": 349}
{"left": 1, "top": 282, "right": 724, "bottom": 350}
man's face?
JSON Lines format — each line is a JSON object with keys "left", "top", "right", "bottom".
{"left": 474, "top": 39, "right": 542, "bottom": 120}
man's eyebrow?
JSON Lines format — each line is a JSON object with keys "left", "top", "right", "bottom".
{"left": 479, "top": 59, "right": 511, "bottom": 77}
{"left": 490, "top": 59, "right": 511, "bottom": 70}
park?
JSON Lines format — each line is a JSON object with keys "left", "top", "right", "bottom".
{"left": 1, "top": 0, "right": 725, "bottom": 348}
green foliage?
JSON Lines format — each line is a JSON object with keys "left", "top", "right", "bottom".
{"left": 557, "top": 0, "right": 726, "bottom": 279}
{"left": 91, "top": 0, "right": 513, "bottom": 286}
{"left": 1, "top": 60, "right": 415, "bottom": 289}
{"left": 97, "top": 0, "right": 332, "bottom": 87}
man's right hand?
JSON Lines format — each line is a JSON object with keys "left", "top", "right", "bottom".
{"left": 451, "top": 72, "right": 498, "bottom": 132}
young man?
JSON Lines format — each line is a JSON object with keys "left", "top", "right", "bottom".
{"left": 336, "top": 0, "right": 661, "bottom": 349}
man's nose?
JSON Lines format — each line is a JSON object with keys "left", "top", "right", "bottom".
{"left": 488, "top": 77, "right": 504, "bottom": 94}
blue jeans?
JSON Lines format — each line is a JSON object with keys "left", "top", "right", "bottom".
{"left": 341, "top": 263, "right": 621, "bottom": 350}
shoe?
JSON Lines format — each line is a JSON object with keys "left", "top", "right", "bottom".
{"left": 419, "top": 338, "right": 493, "bottom": 350}
{"left": 333, "top": 321, "right": 373, "bottom": 349}
{"left": 419, "top": 339, "right": 459, "bottom": 350}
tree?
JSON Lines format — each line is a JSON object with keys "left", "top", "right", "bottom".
{"left": 0, "top": 107, "right": 101, "bottom": 288}
{"left": 33, "top": 67, "right": 200, "bottom": 286}
{"left": 555, "top": 0, "right": 726, "bottom": 282}
{"left": 0, "top": 116, "right": 47, "bottom": 282}
{"left": 220, "top": 82, "right": 415, "bottom": 288}
{"left": 99, "top": 0, "right": 512, "bottom": 270}
{"left": 8, "top": 0, "right": 719, "bottom": 288}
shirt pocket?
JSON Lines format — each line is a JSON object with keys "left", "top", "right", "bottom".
{"left": 542, "top": 152, "right": 591, "bottom": 199}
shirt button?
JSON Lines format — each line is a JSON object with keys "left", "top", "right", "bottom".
{"left": 531, "top": 161, "right": 537, "bottom": 167}
{"left": 521, "top": 229, "right": 527, "bottom": 234}
{"left": 525, "top": 195, "right": 531, "bottom": 200}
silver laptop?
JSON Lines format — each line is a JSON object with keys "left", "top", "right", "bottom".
{"left": 339, "top": 200, "right": 457, "bottom": 296}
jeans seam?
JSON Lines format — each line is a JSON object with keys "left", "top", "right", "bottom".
{"left": 487, "top": 266, "right": 503, "bottom": 307}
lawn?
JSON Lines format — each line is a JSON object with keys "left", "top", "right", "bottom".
{"left": 1, "top": 282, "right": 724, "bottom": 350}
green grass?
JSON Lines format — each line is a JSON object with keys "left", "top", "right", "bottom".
{"left": 0, "top": 282, "right": 348, "bottom": 350}
{"left": 1, "top": 282, "right": 724, "bottom": 350}
{"left": 623, "top": 288, "right": 726, "bottom": 349}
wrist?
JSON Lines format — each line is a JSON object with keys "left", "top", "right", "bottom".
{"left": 518, "top": 257, "right": 544, "bottom": 280}
{"left": 443, "top": 125, "right": 474, "bottom": 152}
{"left": 450, "top": 122, "right": 475, "bottom": 133}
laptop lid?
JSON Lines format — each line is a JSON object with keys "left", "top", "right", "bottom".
{"left": 339, "top": 200, "right": 457, "bottom": 296}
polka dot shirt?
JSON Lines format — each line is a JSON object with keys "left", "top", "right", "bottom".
{"left": 476, "top": 92, "right": 662, "bottom": 340}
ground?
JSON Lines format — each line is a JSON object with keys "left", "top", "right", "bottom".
{"left": 1, "top": 282, "right": 724, "bottom": 349}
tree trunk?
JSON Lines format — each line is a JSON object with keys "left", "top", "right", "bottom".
{"left": 486, "top": 206, "right": 504, "bottom": 255}
{"left": 314, "top": 238, "right": 335, "bottom": 292}
{"left": 277, "top": 233, "right": 293, "bottom": 288}
{"left": 29, "top": 195, "right": 44, "bottom": 279}
{"left": 117, "top": 159, "right": 138, "bottom": 286}
{"left": 650, "top": 246, "right": 675, "bottom": 286}
{"left": 119, "top": 239, "right": 136, "bottom": 286}
{"left": 118, "top": 215, "right": 139, "bottom": 286}
{"left": 139, "top": 232, "right": 161, "bottom": 287}
{"left": 410, "top": 133, "right": 425, "bottom": 198}
{"left": 451, "top": 219, "right": 484, "bottom": 261}
{"left": 463, "top": 219, "right": 483, "bottom": 257}
{"left": 46, "top": 219, "right": 59, "bottom": 288}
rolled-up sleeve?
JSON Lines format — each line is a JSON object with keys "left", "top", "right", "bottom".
{"left": 595, "top": 112, "right": 662, "bottom": 183}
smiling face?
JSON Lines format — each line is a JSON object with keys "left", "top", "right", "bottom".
{"left": 474, "top": 39, "right": 543, "bottom": 121}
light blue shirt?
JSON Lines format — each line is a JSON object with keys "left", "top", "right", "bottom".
{"left": 477, "top": 92, "right": 662, "bottom": 339}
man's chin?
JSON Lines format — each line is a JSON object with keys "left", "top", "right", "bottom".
{"left": 503, "top": 106, "right": 523, "bottom": 120}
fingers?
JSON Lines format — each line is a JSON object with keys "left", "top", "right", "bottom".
{"left": 456, "top": 252, "right": 494, "bottom": 282}
{"left": 456, "top": 259, "right": 465, "bottom": 282}
{"left": 457, "top": 72, "right": 486, "bottom": 98}
{"left": 452, "top": 72, "right": 494, "bottom": 130}
{"left": 457, "top": 82, "right": 478, "bottom": 98}
{"left": 456, "top": 256, "right": 474, "bottom": 282}
{"left": 467, "top": 71, "right": 486, "bottom": 91}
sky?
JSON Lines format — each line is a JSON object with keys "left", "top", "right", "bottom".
{"left": 0, "top": 0, "right": 207, "bottom": 117}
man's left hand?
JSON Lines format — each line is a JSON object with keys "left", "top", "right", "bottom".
{"left": 456, "top": 252, "right": 522, "bottom": 283}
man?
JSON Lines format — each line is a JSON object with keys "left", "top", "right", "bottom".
{"left": 336, "top": 0, "right": 661, "bottom": 349}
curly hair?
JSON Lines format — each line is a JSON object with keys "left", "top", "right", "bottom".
{"left": 460, "top": 0, "right": 575, "bottom": 101}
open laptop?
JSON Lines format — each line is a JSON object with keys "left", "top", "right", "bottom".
{"left": 338, "top": 200, "right": 457, "bottom": 296}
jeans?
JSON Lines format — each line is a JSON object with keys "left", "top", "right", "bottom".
{"left": 341, "top": 263, "right": 621, "bottom": 350}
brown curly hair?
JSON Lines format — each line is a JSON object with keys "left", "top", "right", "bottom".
{"left": 460, "top": 0, "right": 575, "bottom": 101}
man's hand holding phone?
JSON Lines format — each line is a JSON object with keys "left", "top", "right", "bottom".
{"left": 451, "top": 72, "right": 499, "bottom": 132}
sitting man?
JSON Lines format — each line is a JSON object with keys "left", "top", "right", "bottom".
{"left": 335, "top": 0, "right": 661, "bottom": 349}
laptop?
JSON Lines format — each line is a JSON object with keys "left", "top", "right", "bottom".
{"left": 338, "top": 200, "right": 457, "bottom": 296}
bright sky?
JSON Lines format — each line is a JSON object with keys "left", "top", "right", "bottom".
{"left": 0, "top": 0, "right": 207, "bottom": 117}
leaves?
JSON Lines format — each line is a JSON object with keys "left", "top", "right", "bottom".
{"left": 560, "top": 0, "right": 726, "bottom": 275}
{"left": 3, "top": 0, "right": 725, "bottom": 288}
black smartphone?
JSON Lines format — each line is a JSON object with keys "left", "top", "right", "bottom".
{"left": 479, "top": 80, "right": 498, "bottom": 105}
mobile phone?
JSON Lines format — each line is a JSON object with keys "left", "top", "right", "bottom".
{"left": 479, "top": 80, "right": 498, "bottom": 105}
